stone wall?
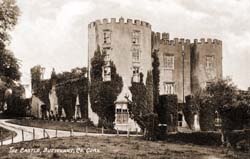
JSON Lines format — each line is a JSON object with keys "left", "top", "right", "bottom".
{"left": 152, "top": 32, "right": 191, "bottom": 103}
{"left": 191, "top": 38, "right": 223, "bottom": 93}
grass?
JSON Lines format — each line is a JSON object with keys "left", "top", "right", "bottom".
{"left": 0, "top": 127, "right": 16, "bottom": 141}
{"left": 0, "top": 136, "right": 248, "bottom": 159}
{"left": 8, "top": 119, "right": 138, "bottom": 134}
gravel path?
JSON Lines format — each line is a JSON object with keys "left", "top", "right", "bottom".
{"left": 0, "top": 119, "right": 139, "bottom": 145}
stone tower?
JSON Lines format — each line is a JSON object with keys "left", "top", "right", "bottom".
{"left": 152, "top": 32, "right": 191, "bottom": 103}
{"left": 88, "top": 18, "right": 152, "bottom": 130}
{"left": 191, "top": 39, "right": 223, "bottom": 93}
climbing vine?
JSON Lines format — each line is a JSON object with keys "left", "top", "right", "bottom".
{"left": 89, "top": 47, "right": 123, "bottom": 128}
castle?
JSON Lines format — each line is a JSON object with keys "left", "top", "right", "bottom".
{"left": 88, "top": 18, "right": 222, "bottom": 131}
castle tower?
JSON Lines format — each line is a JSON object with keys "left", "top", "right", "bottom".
{"left": 152, "top": 32, "right": 191, "bottom": 103}
{"left": 191, "top": 39, "right": 223, "bottom": 93}
{"left": 88, "top": 18, "right": 152, "bottom": 130}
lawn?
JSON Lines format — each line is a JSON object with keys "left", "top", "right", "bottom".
{"left": 0, "top": 136, "right": 247, "bottom": 159}
{"left": 0, "top": 127, "right": 16, "bottom": 142}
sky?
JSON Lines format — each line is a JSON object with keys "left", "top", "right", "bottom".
{"left": 9, "top": 0, "right": 250, "bottom": 90}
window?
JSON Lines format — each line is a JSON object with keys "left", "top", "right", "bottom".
{"left": 132, "top": 48, "right": 140, "bottom": 62}
{"left": 116, "top": 108, "right": 129, "bottom": 124}
{"left": 206, "top": 56, "right": 214, "bottom": 70}
{"left": 163, "top": 82, "right": 175, "bottom": 94}
{"left": 163, "top": 54, "right": 174, "bottom": 69}
{"left": 103, "top": 30, "right": 111, "bottom": 44}
{"left": 206, "top": 82, "right": 212, "bottom": 88}
{"left": 132, "top": 30, "right": 140, "bottom": 45}
{"left": 132, "top": 67, "right": 140, "bottom": 83}
{"left": 103, "top": 66, "right": 111, "bottom": 81}
{"left": 178, "top": 113, "right": 183, "bottom": 127}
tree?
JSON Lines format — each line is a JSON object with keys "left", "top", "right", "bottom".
{"left": 191, "top": 78, "right": 250, "bottom": 132}
{"left": 89, "top": 47, "right": 123, "bottom": 128}
{"left": 152, "top": 50, "right": 160, "bottom": 112}
{"left": 0, "top": 0, "right": 24, "bottom": 115}
{"left": 0, "top": 0, "right": 21, "bottom": 81}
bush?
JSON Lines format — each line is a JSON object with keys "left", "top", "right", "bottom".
{"left": 183, "top": 95, "right": 197, "bottom": 130}
{"left": 166, "top": 132, "right": 222, "bottom": 146}
{"left": 199, "top": 99, "right": 216, "bottom": 131}
{"left": 227, "top": 129, "right": 250, "bottom": 152}
{"left": 158, "top": 95, "right": 178, "bottom": 132}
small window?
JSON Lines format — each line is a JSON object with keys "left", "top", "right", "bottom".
{"left": 178, "top": 113, "right": 183, "bottom": 127}
{"left": 163, "top": 82, "right": 175, "bottom": 94}
{"left": 132, "top": 30, "right": 140, "bottom": 45}
{"left": 163, "top": 54, "right": 174, "bottom": 69}
{"left": 206, "top": 56, "right": 214, "bottom": 70}
{"left": 132, "top": 67, "right": 140, "bottom": 83}
{"left": 206, "top": 82, "right": 212, "bottom": 88}
{"left": 103, "top": 30, "right": 111, "bottom": 44}
{"left": 103, "top": 66, "right": 111, "bottom": 81}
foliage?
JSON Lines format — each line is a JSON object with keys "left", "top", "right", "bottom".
{"left": 55, "top": 67, "right": 88, "bottom": 120}
{"left": 0, "top": 0, "right": 21, "bottom": 81}
{"left": 128, "top": 72, "right": 159, "bottom": 140}
{"left": 158, "top": 95, "right": 178, "bottom": 132}
{"left": 5, "top": 83, "right": 29, "bottom": 117}
{"left": 30, "top": 65, "right": 51, "bottom": 112}
{"left": 166, "top": 132, "right": 222, "bottom": 146}
{"left": 89, "top": 47, "right": 123, "bottom": 128}
{"left": 146, "top": 71, "right": 154, "bottom": 112}
{"left": 152, "top": 50, "right": 160, "bottom": 112}
{"left": 0, "top": 0, "right": 23, "bottom": 116}
{"left": 31, "top": 66, "right": 88, "bottom": 120}
{"left": 183, "top": 95, "right": 198, "bottom": 130}
{"left": 192, "top": 78, "right": 250, "bottom": 131}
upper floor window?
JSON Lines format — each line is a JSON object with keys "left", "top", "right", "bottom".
{"left": 206, "top": 56, "right": 214, "bottom": 70}
{"left": 132, "top": 66, "right": 140, "bottom": 83}
{"left": 103, "top": 66, "right": 111, "bottom": 81}
{"left": 163, "top": 54, "right": 174, "bottom": 69}
{"left": 132, "top": 48, "right": 140, "bottom": 63}
{"left": 132, "top": 30, "right": 140, "bottom": 45}
{"left": 163, "top": 82, "right": 175, "bottom": 95}
{"left": 103, "top": 30, "right": 111, "bottom": 44}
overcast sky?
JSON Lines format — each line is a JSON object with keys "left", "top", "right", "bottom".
{"left": 9, "top": 0, "right": 250, "bottom": 90}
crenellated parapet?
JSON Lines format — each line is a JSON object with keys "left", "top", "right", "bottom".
{"left": 88, "top": 17, "right": 151, "bottom": 29}
{"left": 152, "top": 32, "right": 222, "bottom": 47}
{"left": 152, "top": 32, "right": 191, "bottom": 46}
{"left": 193, "top": 38, "right": 222, "bottom": 46}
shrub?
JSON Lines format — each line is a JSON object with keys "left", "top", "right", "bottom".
{"left": 166, "top": 132, "right": 222, "bottom": 146}
{"left": 158, "top": 95, "right": 178, "bottom": 132}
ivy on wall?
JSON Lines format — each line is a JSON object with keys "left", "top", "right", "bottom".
{"left": 89, "top": 47, "right": 123, "bottom": 128}
{"left": 158, "top": 95, "right": 178, "bottom": 132}
{"left": 55, "top": 68, "right": 88, "bottom": 120}
{"left": 128, "top": 71, "right": 159, "bottom": 139}
{"left": 31, "top": 65, "right": 88, "bottom": 120}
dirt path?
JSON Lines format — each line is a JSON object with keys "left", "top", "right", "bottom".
{"left": 0, "top": 119, "right": 138, "bottom": 145}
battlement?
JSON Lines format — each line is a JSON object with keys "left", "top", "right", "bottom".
{"left": 193, "top": 38, "right": 222, "bottom": 45}
{"left": 88, "top": 17, "right": 152, "bottom": 29}
{"left": 152, "top": 32, "right": 191, "bottom": 46}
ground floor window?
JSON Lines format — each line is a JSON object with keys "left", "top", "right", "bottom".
{"left": 178, "top": 113, "right": 183, "bottom": 127}
{"left": 116, "top": 108, "right": 129, "bottom": 124}
{"left": 163, "top": 82, "right": 175, "bottom": 94}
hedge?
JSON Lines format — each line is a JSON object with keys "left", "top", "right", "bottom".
{"left": 166, "top": 132, "right": 222, "bottom": 146}
{"left": 158, "top": 95, "right": 178, "bottom": 132}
